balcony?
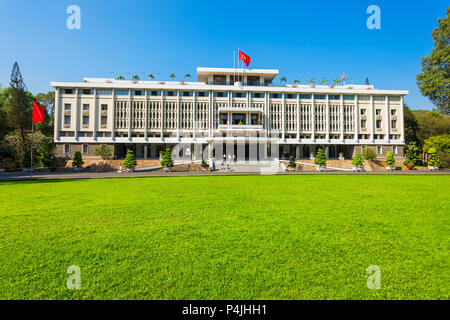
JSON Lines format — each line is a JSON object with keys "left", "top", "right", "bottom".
{"left": 218, "top": 124, "right": 263, "bottom": 131}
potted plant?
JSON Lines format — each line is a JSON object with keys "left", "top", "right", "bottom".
{"left": 160, "top": 147, "right": 174, "bottom": 172}
{"left": 352, "top": 153, "right": 364, "bottom": 172}
{"left": 288, "top": 155, "right": 296, "bottom": 171}
{"left": 122, "top": 149, "right": 137, "bottom": 172}
{"left": 385, "top": 150, "right": 396, "bottom": 171}
{"left": 404, "top": 142, "right": 420, "bottom": 170}
{"left": 427, "top": 147, "right": 441, "bottom": 171}
{"left": 314, "top": 148, "right": 327, "bottom": 172}
{"left": 72, "top": 151, "right": 84, "bottom": 172}
{"left": 338, "top": 152, "right": 345, "bottom": 161}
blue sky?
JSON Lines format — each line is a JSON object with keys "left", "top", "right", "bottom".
{"left": 0, "top": 0, "right": 448, "bottom": 110}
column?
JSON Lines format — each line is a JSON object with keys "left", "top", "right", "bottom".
{"left": 385, "top": 96, "right": 390, "bottom": 143}
{"left": 370, "top": 95, "right": 375, "bottom": 142}
{"left": 399, "top": 96, "right": 405, "bottom": 143}
{"left": 144, "top": 145, "right": 148, "bottom": 160}
{"left": 54, "top": 88, "right": 60, "bottom": 141}
{"left": 75, "top": 88, "right": 79, "bottom": 140}
{"left": 354, "top": 95, "right": 359, "bottom": 142}
{"left": 281, "top": 93, "right": 285, "bottom": 140}
{"left": 176, "top": 91, "right": 180, "bottom": 138}
{"left": 325, "top": 94, "right": 330, "bottom": 141}
{"left": 128, "top": 91, "right": 132, "bottom": 141}
{"left": 340, "top": 94, "right": 344, "bottom": 141}
{"left": 296, "top": 94, "right": 300, "bottom": 140}
{"left": 160, "top": 93, "right": 164, "bottom": 138}
{"left": 144, "top": 90, "right": 148, "bottom": 139}
{"left": 93, "top": 89, "right": 97, "bottom": 140}
{"left": 311, "top": 95, "right": 315, "bottom": 140}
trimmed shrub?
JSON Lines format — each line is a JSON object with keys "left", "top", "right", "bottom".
{"left": 314, "top": 148, "right": 327, "bottom": 167}
{"left": 2, "top": 157, "right": 17, "bottom": 172}
{"left": 201, "top": 159, "right": 209, "bottom": 169}
{"left": 72, "top": 151, "right": 84, "bottom": 168}
{"left": 160, "top": 148, "right": 173, "bottom": 168}
{"left": 404, "top": 141, "right": 421, "bottom": 166}
{"left": 288, "top": 155, "right": 296, "bottom": 168}
{"left": 385, "top": 151, "right": 395, "bottom": 166}
{"left": 94, "top": 144, "right": 113, "bottom": 160}
{"left": 123, "top": 149, "right": 137, "bottom": 168}
{"left": 362, "top": 146, "right": 377, "bottom": 160}
{"left": 352, "top": 153, "right": 363, "bottom": 167}
{"left": 427, "top": 147, "right": 442, "bottom": 167}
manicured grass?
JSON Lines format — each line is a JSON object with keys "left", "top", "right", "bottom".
{"left": 0, "top": 175, "right": 448, "bottom": 299}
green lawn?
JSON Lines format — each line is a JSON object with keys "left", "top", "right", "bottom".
{"left": 0, "top": 175, "right": 448, "bottom": 300}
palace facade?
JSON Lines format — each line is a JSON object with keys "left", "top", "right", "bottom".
{"left": 51, "top": 67, "right": 407, "bottom": 161}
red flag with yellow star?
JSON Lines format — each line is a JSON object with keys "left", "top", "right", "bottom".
{"left": 238, "top": 49, "right": 251, "bottom": 67}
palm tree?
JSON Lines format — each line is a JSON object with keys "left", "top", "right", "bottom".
{"left": 320, "top": 79, "right": 328, "bottom": 85}
{"left": 280, "top": 76, "right": 287, "bottom": 84}
{"left": 307, "top": 78, "right": 316, "bottom": 85}
{"left": 148, "top": 74, "right": 155, "bottom": 80}
{"left": 293, "top": 79, "right": 300, "bottom": 84}
{"left": 169, "top": 73, "right": 176, "bottom": 80}
{"left": 184, "top": 73, "right": 191, "bottom": 80}
{"left": 132, "top": 74, "right": 140, "bottom": 81}
{"left": 333, "top": 78, "right": 341, "bottom": 86}
{"left": 117, "top": 75, "right": 125, "bottom": 80}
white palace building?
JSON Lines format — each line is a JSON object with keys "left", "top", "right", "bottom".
{"left": 51, "top": 67, "right": 407, "bottom": 161}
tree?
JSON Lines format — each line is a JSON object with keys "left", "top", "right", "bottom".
{"left": 413, "top": 110, "right": 450, "bottom": 146}
{"left": 34, "top": 91, "right": 54, "bottom": 136}
{"left": 320, "top": 79, "right": 328, "bottom": 85}
{"left": 416, "top": 7, "right": 449, "bottom": 115}
{"left": 72, "top": 151, "right": 84, "bottom": 168}
{"left": 5, "top": 62, "right": 33, "bottom": 141}
{"left": 38, "top": 136, "right": 56, "bottom": 168}
{"left": 385, "top": 151, "right": 395, "bottom": 166}
{"left": 117, "top": 75, "right": 125, "bottom": 80}
{"left": 280, "top": 76, "right": 287, "bottom": 84}
{"left": 122, "top": 149, "right": 137, "bottom": 168}
{"left": 148, "top": 74, "right": 155, "bottom": 80}
{"left": 184, "top": 73, "right": 191, "bottom": 80}
{"left": 403, "top": 104, "right": 419, "bottom": 144}
{"left": 132, "top": 75, "right": 140, "bottom": 81}
{"left": 293, "top": 79, "right": 300, "bottom": 84}
{"left": 288, "top": 155, "right": 296, "bottom": 168}
{"left": 427, "top": 147, "right": 442, "bottom": 167}
{"left": 362, "top": 146, "right": 377, "bottom": 160}
{"left": 352, "top": 153, "right": 363, "bottom": 167}
{"left": 22, "top": 149, "right": 32, "bottom": 169}
{"left": 308, "top": 78, "right": 316, "bottom": 85}
{"left": 160, "top": 147, "right": 173, "bottom": 168}
{"left": 314, "top": 148, "right": 327, "bottom": 167}
{"left": 423, "top": 134, "right": 450, "bottom": 153}
{"left": 404, "top": 141, "right": 421, "bottom": 166}
{"left": 94, "top": 144, "right": 113, "bottom": 160}
{"left": 169, "top": 73, "right": 176, "bottom": 80}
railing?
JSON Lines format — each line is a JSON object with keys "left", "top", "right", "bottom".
{"left": 207, "top": 80, "right": 271, "bottom": 86}
{"left": 218, "top": 124, "right": 263, "bottom": 130}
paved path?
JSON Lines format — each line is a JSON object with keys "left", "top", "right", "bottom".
{"left": 0, "top": 169, "right": 448, "bottom": 181}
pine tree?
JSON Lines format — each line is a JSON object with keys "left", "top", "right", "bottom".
{"left": 352, "top": 153, "right": 363, "bottom": 167}
{"left": 123, "top": 149, "right": 137, "bottom": 168}
{"left": 385, "top": 151, "right": 396, "bottom": 166}
{"left": 72, "top": 151, "right": 84, "bottom": 168}
{"left": 314, "top": 148, "right": 327, "bottom": 167}
{"left": 160, "top": 148, "right": 173, "bottom": 168}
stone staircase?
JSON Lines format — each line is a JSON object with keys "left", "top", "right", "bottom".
{"left": 224, "top": 160, "right": 284, "bottom": 174}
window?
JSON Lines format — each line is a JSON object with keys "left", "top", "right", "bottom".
{"left": 64, "top": 89, "right": 74, "bottom": 94}
{"left": 101, "top": 104, "right": 108, "bottom": 111}
{"left": 148, "top": 90, "right": 161, "bottom": 96}
{"left": 181, "top": 91, "right": 192, "bottom": 97}
{"left": 64, "top": 104, "right": 71, "bottom": 111}
{"left": 64, "top": 116, "right": 71, "bottom": 125}
{"left": 101, "top": 116, "right": 107, "bottom": 125}
{"left": 83, "top": 104, "right": 89, "bottom": 111}
{"left": 377, "top": 146, "right": 382, "bottom": 154}
{"left": 391, "top": 109, "right": 396, "bottom": 116}
{"left": 361, "top": 119, "right": 366, "bottom": 128}
{"left": 83, "top": 116, "right": 89, "bottom": 125}
{"left": 360, "top": 109, "right": 366, "bottom": 115}
{"left": 358, "top": 95, "right": 370, "bottom": 101}
{"left": 389, "top": 96, "right": 401, "bottom": 102}
{"left": 132, "top": 90, "right": 144, "bottom": 96}
{"left": 314, "top": 94, "right": 326, "bottom": 100}
{"left": 373, "top": 96, "right": 386, "bottom": 101}
{"left": 391, "top": 120, "right": 397, "bottom": 128}
{"left": 250, "top": 113, "right": 259, "bottom": 125}
{"left": 233, "top": 92, "right": 246, "bottom": 98}
{"left": 196, "top": 91, "right": 209, "bottom": 97}
{"left": 393, "top": 146, "right": 397, "bottom": 154}
{"left": 115, "top": 90, "right": 129, "bottom": 95}
{"left": 299, "top": 94, "right": 312, "bottom": 99}
{"left": 82, "top": 89, "right": 92, "bottom": 95}
{"left": 164, "top": 91, "right": 176, "bottom": 97}
{"left": 343, "top": 95, "right": 355, "bottom": 101}
{"left": 214, "top": 92, "right": 227, "bottom": 98}
{"left": 64, "top": 144, "right": 70, "bottom": 153}
{"left": 251, "top": 92, "right": 265, "bottom": 98}
{"left": 376, "top": 119, "right": 382, "bottom": 129}
{"left": 270, "top": 93, "right": 281, "bottom": 99}
{"left": 97, "top": 89, "right": 112, "bottom": 95}
{"left": 219, "top": 113, "right": 228, "bottom": 125}
{"left": 329, "top": 95, "right": 340, "bottom": 100}
{"left": 83, "top": 145, "right": 89, "bottom": 154}
{"left": 376, "top": 109, "right": 381, "bottom": 115}
{"left": 286, "top": 93, "right": 297, "bottom": 99}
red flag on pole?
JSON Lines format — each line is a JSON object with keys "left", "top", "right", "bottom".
{"left": 32, "top": 100, "right": 45, "bottom": 123}
{"left": 238, "top": 49, "right": 251, "bottom": 67}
